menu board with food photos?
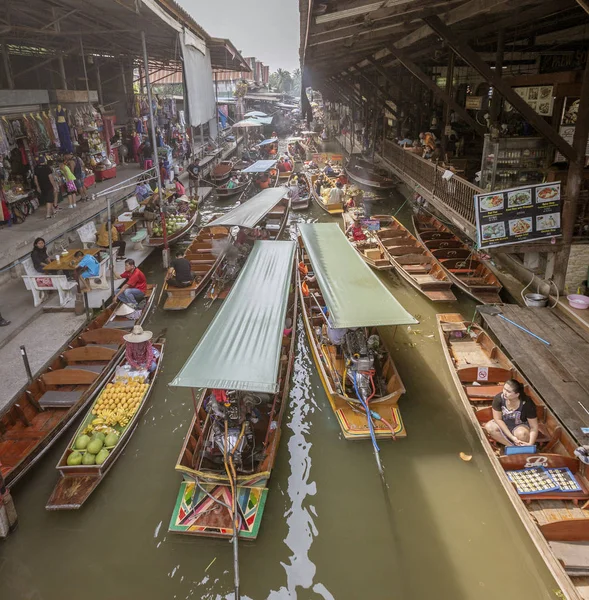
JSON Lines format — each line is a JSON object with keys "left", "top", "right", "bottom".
{"left": 475, "top": 181, "right": 561, "bottom": 249}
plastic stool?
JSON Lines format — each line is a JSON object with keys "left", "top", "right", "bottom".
{"left": 131, "top": 229, "right": 149, "bottom": 250}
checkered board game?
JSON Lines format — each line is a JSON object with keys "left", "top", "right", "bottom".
{"left": 507, "top": 467, "right": 582, "bottom": 495}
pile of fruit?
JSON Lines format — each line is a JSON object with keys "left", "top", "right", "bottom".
{"left": 91, "top": 378, "right": 148, "bottom": 428}
{"left": 67, "top": 431, "right": 120, "bottom": 466}
{"left": 152, "top": 213, "right": 191, "bottom": 237}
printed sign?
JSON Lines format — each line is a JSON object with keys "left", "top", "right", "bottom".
{"left": 465, "top": 96, "right": 483, "bottom": 110}
{"left": 475, "top": 181, "right": 562, "bottom": 249}
{"left": 476, "top": 367, "right": 489, "bottom": 381}
{"left": 507, "top": 86, "right": 554, "bottom": 116}
{"left": 362, "top": 219, "right": 381, "bottom": 231}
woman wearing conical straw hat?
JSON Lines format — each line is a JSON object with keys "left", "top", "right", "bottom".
{"left": 123, "top": 326, "right": 159, "bottom": 372}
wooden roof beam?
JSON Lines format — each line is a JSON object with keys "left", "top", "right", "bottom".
{"left": 575, "top": 0, "right": 589, "bottom": 15}
{"left": 423, "top": 14, "right": 577, "bottom": 162}
{"left": 382, "top": 44, "right": 486, "bottom": 136}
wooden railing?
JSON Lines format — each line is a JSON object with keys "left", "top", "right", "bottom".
{"left": 382, "top": 140, "right": 481, "bottom": 227}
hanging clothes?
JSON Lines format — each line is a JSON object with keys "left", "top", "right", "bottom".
{"left": 56, "top": 107, "right": 73, "bottom": 153}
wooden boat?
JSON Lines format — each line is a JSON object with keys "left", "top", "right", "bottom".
{"left": 413, "top": 212, "right": 503, "bottom": 304}
{"left": 290, "top": 174, "right": 310, "bottom": 211}
{"left": 341, "top": 211, "right": 392, "bottom": 270}
{"left": 437, "top": 313, "right": 589, "bottom": 600}
{"left": 169, "top": 240, "right": 297, "bottom": 538}
{"left": 216, "top": 178, "right": 250, "bottom": 199}
{"left": 373, "top": 215, "right": 456, "bottom": 302}
{"left": 0, "top": 287, "right": 157, "bottom": 487}
{"left": 306, "top": 172, "right": 344, "bottom": 215}
{"left": 278, "top": 168, "right": 293, "bottom": 182}
{"left": 345, "top": 156, "right": 397, "bottom": 190}
{"left": 163, "top": 227, "right": 230, "bottom": 311}
{"left": 231, "top": 159, "right": 252, "bottom": 172}
{"left": 211, "top": 160, "right": 234, "bottom": 184}
{"left": 146, "top": 207, "right": 198, "bottom": 248}
{"left": 298, "top": 223, "right": 417, "bottom": 440}
{"left": 46, "top": 337, "right": 165, "bottom": 510}
{"left": 205, "top": 194, "right": 291, "bottom": 301}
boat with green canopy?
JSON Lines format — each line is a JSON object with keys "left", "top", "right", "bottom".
{"left": 297, "top": 223, "right": 417, "bottom": 461}
{"left": 169, "top": 240, "right": 297, "bottom": 542}
{"left": 204, "top": 187, "right": 290, "bottom": 300}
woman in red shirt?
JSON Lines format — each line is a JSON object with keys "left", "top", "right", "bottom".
{"left": 115, "top": 258, "right": 147, "bottom": 308}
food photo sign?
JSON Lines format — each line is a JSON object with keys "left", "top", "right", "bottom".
{"left": 475, "top": 181, "right": 561, "bottom": 249}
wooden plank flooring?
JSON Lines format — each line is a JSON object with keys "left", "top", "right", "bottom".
{"left": 480, "top": 306, "right": 589, "bottom": 445}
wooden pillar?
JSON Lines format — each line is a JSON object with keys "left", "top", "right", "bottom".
{"left": 442, "top": 50, "right": 455, "bottom": 155}
{"left": 489, "top": 29, "right": 505, "bottom": 128}
{"left": 553, "top": 55, "right": 589, "bottom": 291}
{"left": 95, "top": 58, "right": 104, "bottom": 106}
{"left": 1, "top": 44, "right": 13, "bottom": 89}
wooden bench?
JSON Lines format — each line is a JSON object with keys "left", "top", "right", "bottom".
{"left": 38, "top": 368, "right": 99, "bottom": 408}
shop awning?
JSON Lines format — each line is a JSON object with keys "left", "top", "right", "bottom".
{"left": 249, "top": 117, "right": 274, "bottom": 125}
{"left": 258, "top": 138, "right": 278, "bottom": 146}
{"left": 241, "top": 160, "right": 278, "bottom": 173}
{"left": 298, "top": 223, "right": 418, "bottom": 329}
{"left": 232, "top": 120, "right": 263, "bottom": 128}
{"left": 244, "top": 111, "right": 268, "bottom": 118}
{"left": 170, "top": 240, "right": 296, "bottom": 393}
{"left": 207, "top": 187, "right": 286, "bottom": 228}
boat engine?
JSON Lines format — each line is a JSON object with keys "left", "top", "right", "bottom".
{"left": 343, "top": 330, "right": 378, "bottom": 403}
{"left": 204, "top": 390, "right": 266, "bottom": 471}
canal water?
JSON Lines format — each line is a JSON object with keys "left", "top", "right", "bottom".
{"left": 0, "top": 164, "right": 562, "bottom": 599}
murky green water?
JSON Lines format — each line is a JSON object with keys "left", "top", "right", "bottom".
{"left": 0, "top": 164, "right": 561, "bottom": 599}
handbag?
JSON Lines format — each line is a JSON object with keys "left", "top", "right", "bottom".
{"left": 66, "top": 180, "right": 77, "bottom": 193}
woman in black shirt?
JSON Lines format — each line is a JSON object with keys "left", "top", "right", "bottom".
{"left": 31, "top": 237, "right": 50, "bottom": 273}
{"left": 485, "top": 379, "right": 538, "bottom": 447}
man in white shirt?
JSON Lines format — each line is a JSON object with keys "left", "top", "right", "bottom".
{"left": 327, "top": 181, "right": 345, "bottom": 205}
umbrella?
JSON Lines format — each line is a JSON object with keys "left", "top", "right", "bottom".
{"left": 233, "top": 120, "right": 263, "bottom": 128}
{"left": 244, "top": 111, "right": 268, "bottom": 118}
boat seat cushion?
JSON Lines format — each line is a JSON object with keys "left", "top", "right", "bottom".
{"left": 38, "top": 390, "right": 84, "bottom": 408}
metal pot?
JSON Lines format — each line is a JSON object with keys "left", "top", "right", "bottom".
{"left": 524, "top": 293, "right": 548, "bottom": 308}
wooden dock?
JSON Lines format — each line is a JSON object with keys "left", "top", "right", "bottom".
{"left": 479, "top": 305, "right": 589, "bottom": 446}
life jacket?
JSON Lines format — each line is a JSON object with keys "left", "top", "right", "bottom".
{"left": 298, "top": 261, "right": 308, "bottom": 276}
{"left": 301, "top": 281, "right": 310, "bottom": 297}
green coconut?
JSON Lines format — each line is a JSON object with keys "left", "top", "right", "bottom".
{"left": 92, "top": 432, "right": 106, "bottom": 442}
{"left": 95, "top": 448, "right": 109, "bottom": 465}
{"left": 104, "top": 432, "right": 119, "bottom": 448}
{"left": 86, "top": 438, "right": 104, "bottom": 455}
{"left": 67, "top": 451, "right": 83, "bottom": 466}
{"left": 82, "top": 452, "right": 96, "bottom": 465}
{"left": 74, "top": 434, "right": 91, "bottom": 450}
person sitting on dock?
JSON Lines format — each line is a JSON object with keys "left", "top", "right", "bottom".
{"left": 485, "top": 379, "right": 538, "bottom": 447}
{"left": 97, "top": 222, "right": 126, "bottom": 260}
{"left": 73, "top": 251, "right": 100, "bottom": 292}
{"left": 115, "top": 258, "right": 147, "bottom": 309}
{"left": 31, "top": 237, "right": 50, "bottom": 272}
{"left": 166, "top": 251, "right": 195, "bottom": 288}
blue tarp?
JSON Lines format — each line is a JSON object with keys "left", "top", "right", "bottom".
{"left": 242, "top": 160, "right": 277, "bottom": 173}
{"left": 258, "top": 138, "right": 278, "bottom": 146}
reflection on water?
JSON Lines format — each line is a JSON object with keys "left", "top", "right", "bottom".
{"left": 0, "top": 149, "right": 562, "bottom": 600}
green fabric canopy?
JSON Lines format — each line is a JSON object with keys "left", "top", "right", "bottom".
{"left": 170, "top": 240, "right": 295, "bottom": 393}
{"left": 207, "top": 187, "right": 286, "bottom": 229}
{"left": 299, "top": 223, "right": 417, "bottom": 328}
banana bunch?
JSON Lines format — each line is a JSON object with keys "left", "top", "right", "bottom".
{"left": 82, "top": 423, "right": 118, "bottom": 437}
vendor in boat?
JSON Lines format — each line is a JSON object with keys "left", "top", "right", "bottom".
{"left": 166, "top": 250, "right": 195, "bottom": 288}
{"left": 123, "top": 325, "right": 159, "bottom": 373}
{"left": 346, "top": 214, "right": 367, "bottom": 242}
{"left": 323, "top": 161, "right": 337, "bottom": 177}
{"left": 226, "top": 175, "right": 240, "bottom": 190}
{"left": 315, "top": 174, "right": 325, "bottom": 196}
{"left": 174, "top": 176, "right": 186, "bottom": 198}
{"left": 288, "top": 176, "right": 300, "bottom": 201}
{"left": 256, "top": 172, "right": 270, "bottom": 189}
{"left": 484, "top": 379, "right": 538, "bottom": 447}
{"left": 277, "top": 157, "right": 289, "bottom": 173}
{"left": 337, "top": 172, "right": 348, "bottom": 186}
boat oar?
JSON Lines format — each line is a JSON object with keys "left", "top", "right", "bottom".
{"left": 476, "top": 306, "right": 551, "bottom": 346}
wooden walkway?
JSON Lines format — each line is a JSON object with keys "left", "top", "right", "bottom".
{"left": 479, "top": 305, "right": 589, "bottom": 446}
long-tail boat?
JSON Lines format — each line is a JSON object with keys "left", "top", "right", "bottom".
{"left": 437, "top": 313, "right": 589, "bottom": 600}
{"left": 413, "top": 212, "right": 502, "bottom": 304}
{"left": 241, "top": 160, "right": 280, "bottom": 190}
{"left": 341, "top": 211, "right": 392, "bottom": 270}
{"left": 211, "top": 160, "right": 234, "bottom": 184}
{"left": 344, "top": 156, "right": 397, "bottom": 190}
{"left": 216, "top": 178, "right": 250, "bottom": 200}
{"left": 289, "top": 172, "right": 310, "bottom": 211}
{"left": 46, "top": 335, "right": 165, "bottom": 510}
{"left": 163, "top": 227, "right": 230, "bottom": 311}
{"left": 298, "top": 223, "right": 417, "bottom": 441}
{"left": 169, "top": 240, "right": 297, "bottom": 539}
{"left": 306, "top": 172, "right": 344, "bottom": 215}
{"left": 204, "top": 188, "right": 291, "bottom": 301}
{"left": 0, "top": 287, "right": 157, "bottom": 487}
{"left": 373, "top": 215, "right": 456, "bottom": 302}
{"left": 146, "top": 203, "right": 199, "bottom": 248}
